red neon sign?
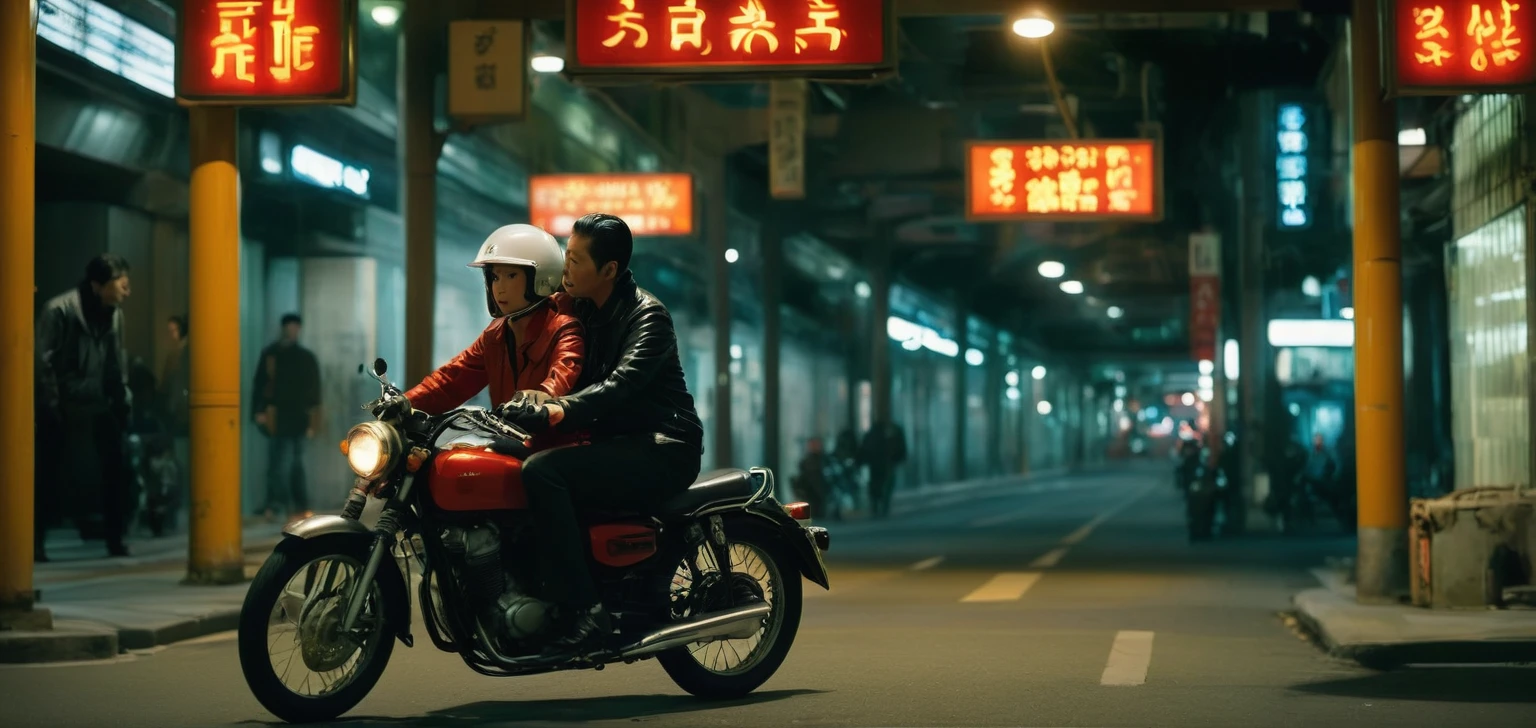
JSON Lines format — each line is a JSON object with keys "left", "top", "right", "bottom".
{"left": 569, "top": 0, "right": 889, "bottom": 72}
{"left": 1392, "top": 0, "right": 1536, "bottom": 92}
{"left": 177, "top": 0, "right": 355, "bottom": 104}
{"left": 529, "top": 174, "right": 696, "bottom": 238}
{"left": 1189, "top": 277, "right": 1220, "bottom": 363}
{"left": 965, "top": 140, "right": 1162, "bottom": 222}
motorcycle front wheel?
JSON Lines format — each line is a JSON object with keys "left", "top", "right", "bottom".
{"left": 238, "top": 535, "right": 397, "bottom": 724}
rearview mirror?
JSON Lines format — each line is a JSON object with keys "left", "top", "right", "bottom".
{"left": 372, "top": 358, "right": 388, "bottom": 377}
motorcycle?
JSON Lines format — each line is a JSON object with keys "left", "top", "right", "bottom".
{"left": 238, "top": 358, "right": 832, "bottom": 723}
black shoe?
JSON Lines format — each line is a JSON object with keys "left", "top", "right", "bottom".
{"left": 543, "top": 604, "right": 613, "bottom": 656}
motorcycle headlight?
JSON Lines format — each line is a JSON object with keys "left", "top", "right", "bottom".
{"left": 345, "top": 421, "right": 401, "bottom": 480}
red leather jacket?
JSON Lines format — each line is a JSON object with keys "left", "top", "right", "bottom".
{"left": 405, "top": 295, "right": 585, "bottom": 448}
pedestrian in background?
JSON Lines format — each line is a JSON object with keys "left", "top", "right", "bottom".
{"left": 36, "top": 253, "right": 135, "bottom": 557}
{"left": 250, "top": 313, "right": 321, "bottom": 522}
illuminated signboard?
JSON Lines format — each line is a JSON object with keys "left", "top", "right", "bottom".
{"left": 565, "top": 0, "right": 894, "bottom": 79}
{"left": 290, "top": 144, "right": 370, "bottom": 198}
{"left": 1388, "top": 0, "right": 1536, "bottom": 95}
{"left": 1277, "top": 103, "right": 1311, "bottom": 230}
{"left": 176, "top": 0, "right": 358, "bottom": 106}
{"left": 529, "top": 174, "right": 695, "bottom": 237}
{"left": 964, "top": 140, "right": 1163, "bottom": 223}
{"left": 38, "top": 0, "right": 176, "bottom": 98}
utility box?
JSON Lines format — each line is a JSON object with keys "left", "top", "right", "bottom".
{"left": 1410, "top": 486, "right": 1536, "bottom": 609}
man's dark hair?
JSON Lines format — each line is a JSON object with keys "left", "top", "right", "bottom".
{"left": 571, "top": 213, "right": 633, "bottom": 277}
{"left": 281, "top": 313, "right": 303, "bottom": 327}
{"left": 169, "top": 315, "right": 188, "bottom": 338}
{"left": 83, "top": 253, "right": 130, "bottom": 286}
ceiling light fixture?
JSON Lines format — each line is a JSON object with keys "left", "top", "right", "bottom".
{"left": 1059, "top": 280, "right": 1084, "bottom": 295}
{"left": 370, "top": 3, "right": 401, "bottom": 27}
{"left": 1037, "top": 260, "right": 1065, "bottom": 278}
{"left": 1012, "top": 15, "right": 1055, "bottom": 39}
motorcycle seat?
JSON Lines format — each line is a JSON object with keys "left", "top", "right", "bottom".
{"left": 583, "top": 470, "right": 760, "bottom": 523}
{"left": 656, "top": 468, "right": 758, "bottom": 515}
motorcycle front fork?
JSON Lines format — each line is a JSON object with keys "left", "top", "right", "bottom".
{"left": 337, "top": 476, "right": 414, "bottom": 634}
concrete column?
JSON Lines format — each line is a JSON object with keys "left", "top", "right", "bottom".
{"left": 762, "top": 204, "right": 783, "bottom": 477}
{"left": 707, "top": 164, "right": 733, "bottom": 469}
{"left": 867, "top": 236, "right": 893, "bottom": 429}
{"left": 400, "top": 5, "right": 439, "bottom": 385}
{"left": 953, "top": 294, "right": 968, "bottom": 482}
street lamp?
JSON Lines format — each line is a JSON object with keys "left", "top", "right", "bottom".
{"left": 1012, "top": 14, "right": 1055, "bottom": 39}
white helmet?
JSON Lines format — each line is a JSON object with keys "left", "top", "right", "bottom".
{"left": 468, "top": 224, "right": 565, "bottom": 317}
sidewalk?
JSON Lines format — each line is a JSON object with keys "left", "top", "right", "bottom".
{"left": 1294, "top": 562, "right": 1536, "bottom": 668}
{"left": 1, "top": 523, "right": 286, "bottom": 664}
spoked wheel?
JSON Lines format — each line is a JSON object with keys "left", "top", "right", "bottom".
{"left": 238, "top": 536, "right": 396, "bottom": 723}
{"left": 656, "top": 521, "right": 803, "bottom": 699}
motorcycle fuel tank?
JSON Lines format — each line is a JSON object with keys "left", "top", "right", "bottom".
{"left": 428, "top": 447, "right": 529, "bottom": 511}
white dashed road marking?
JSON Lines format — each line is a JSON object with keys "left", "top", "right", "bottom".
{"left": 960, "top": 572, "right": 1042, "bottom": 603}
{"left": 911, "top": 556, "right": 945, "bottom": 571}
{"left": 1029, "top": 547, "right": 1068, "bottom": 569}
{"left": 1100, "top": 630, "right": 1156, "bottom": 686}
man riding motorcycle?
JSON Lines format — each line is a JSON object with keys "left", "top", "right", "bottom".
{"left": 498, "top": 212, "right": 706, "bottom": 654}
{"left": 377, "top": 224, "right": 585, "bottom": 453}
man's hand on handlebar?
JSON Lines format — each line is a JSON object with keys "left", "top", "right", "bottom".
{"left": 494, "top": 394, "right": 563, "bottom": 435}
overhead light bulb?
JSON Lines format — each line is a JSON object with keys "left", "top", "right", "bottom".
{"left": 1037, "top": 260, "right": 1065, "bottom": 278}
{"left": 1107, "top": 306, "right": 1124, "bottom": 319}
{"left": 1059, "top": 280, "right": 1084, "bottom": 295}
{"left": 370, "top": 3, "right": 401, "bottom": 27}
{"left": 1012, "top": 16, "right": 1055, "bottom": 39}
{"left": 531, "top": 54, "right": 565, "bottom": 73}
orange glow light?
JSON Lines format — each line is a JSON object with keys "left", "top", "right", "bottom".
{"left": 178, "top": 0, "right": 353, "bottom": 103}
{"left": 529, "top": 174, "right": 695, "bottom": 237}
{"left": 1394, "top": 0, "right": 1535, "bottom": 91}
{"left": 571, "top": 0, "right": 888, "bottom": 71}
{"left": 965, "top": 140, "right": 1161, "bottom": 222}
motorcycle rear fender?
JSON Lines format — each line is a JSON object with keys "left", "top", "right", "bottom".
{"left": 733, "top": 502, "right": 831, "bottom": 591}
{"left": 280, "top": 515, "right": 414, "bottom": 647}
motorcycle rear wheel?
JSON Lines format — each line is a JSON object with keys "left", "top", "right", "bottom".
{"left": 656, "top": 521, "right": 804, "bottom": 700}
{"left": 238, "top": 535, "right": 396, "bottom": 724}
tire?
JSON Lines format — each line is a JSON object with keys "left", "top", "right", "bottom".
{"left": 238, "top": 535, "right": 397, "bottom": 724}
{"left": 657, "top": 521, "right": 804, "bottom": 700}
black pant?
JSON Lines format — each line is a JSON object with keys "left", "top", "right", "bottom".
{"left": 868, "top": 468, "right": 894, "bottom": 517}
{"left": 521, "top": 435, "right": 701, "bottom": 608}
{"left": 264, "top": 436, "right": 310, "bottom": 514}
{"left": 88, "top": 414, "right": 129, "bottom": 549}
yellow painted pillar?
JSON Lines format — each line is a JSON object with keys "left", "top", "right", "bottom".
{"left": 185, "top": 106, "right": 246, "bottom": 585}
{"left": 1350, "top": 0, "right": 1408, "bottom": 603}
{"left": 0, "top": 0, "right": 45, "bottom": 628}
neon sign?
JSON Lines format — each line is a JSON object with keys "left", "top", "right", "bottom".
{"left": 290, "top": 144, "right": 370, "bottom": 198}
{"left": 567, "top": 0, "right": 893, "bottom": 78}
{"left": 1389, "top": 0, "right": 1536, "bottom": 94}
{"left": 965, "top": 140, "right": 1162, "bottom": 222}
{"left": 1277, "top": 104, "right": 1311, "bottom": 230}
{"left": 176, "top": 0, "right": 357, "bottom": 105}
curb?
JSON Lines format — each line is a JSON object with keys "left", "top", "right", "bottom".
{"left": 0, "top": 621, "right": 120, "bottom": 665}
{"left": 116, "top": 610, "right": 244, "bottom": 652}
{"left": 1292, "top": 591, "right": 1536, "bottom": 669}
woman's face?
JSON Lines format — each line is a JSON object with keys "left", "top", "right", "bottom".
{"left": 488, "top": 264, "right": 532, "bottom": 315}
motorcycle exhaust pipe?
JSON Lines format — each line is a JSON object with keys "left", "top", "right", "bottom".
{"left": 618, "top": 602, "right": 771, "bottom": 659}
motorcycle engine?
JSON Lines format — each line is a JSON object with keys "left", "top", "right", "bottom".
{"left": 440, "top": 522, "right": 551, "bottom": 641}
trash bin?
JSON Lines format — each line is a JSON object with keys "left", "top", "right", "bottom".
{"left": 1409, "top": 486, "right": 1536, "bottom": 609}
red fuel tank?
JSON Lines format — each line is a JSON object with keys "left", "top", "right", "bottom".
{"left": 427, "top": 447, "right": 529, "bottom": 512}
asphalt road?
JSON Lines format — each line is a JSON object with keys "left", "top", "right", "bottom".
{"left": 3, "top": 462, "right": 1533, "bottom": 728}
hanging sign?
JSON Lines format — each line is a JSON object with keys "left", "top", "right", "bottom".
{"left": 769, "top": 79, "right": 807, "bottom": 200}
{"left": 176, "top": 0, "right": 358, "bottom": 106}
{"left": 1189, "top": 233, "right": 1221, "bottom": 363}
{"left": 565, "top": 0, "right": 895, "bottom": 81}
{"left": 1387, "top": 0, "right": 1536, "bottom": 96}
{"left": 529, "top": 174, "right": 696, "bottom": 237}
{"left": 448, "top": 20, "right": 529, "bottom": 123}
{"left": 964, "top": 139, "right": 1163, "bottom": 222}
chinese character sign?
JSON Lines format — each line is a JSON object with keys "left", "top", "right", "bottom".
{"left": 449, "top": 21, "right": 528, "bottom": 121}
{"left": 529, "top": 174, "right": 695, "bottom": 237}
{"left": 178, "top": 0, "right": 354, "bottom": 104}
{"left": 769, "top": 79, "right": 807, "bottom": 200}
{"left": 965, "top": 140, "right": 1161, "bottom": 222}
{"left": 569, "top": 0, "right": 889, "bottom": 73}
{"left": 1276, "top": 103, "right": 1312, "bottom": 230}
{"left": 1189, "top": 276, "right": 1220, "bottom": 363}
{"left": 1393, "top": 0, "right": 1535, "bottom": 92}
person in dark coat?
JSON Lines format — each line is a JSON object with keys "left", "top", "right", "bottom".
{"left": 36, "top": 254, "right": 135, "bottom": 557}
{"left": 251, "top": 313, "right": 322, "bottom": 520}
{"left": 860, "top": 419, "right": 908, "bottom": 518}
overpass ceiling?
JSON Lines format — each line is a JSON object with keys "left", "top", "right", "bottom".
{"left": 564, "top": 7, "right": 1339, "bottom": 354}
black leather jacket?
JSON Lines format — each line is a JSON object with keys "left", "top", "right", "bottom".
{"left": 556, "top": 272, "right": 705, "bottom": 451}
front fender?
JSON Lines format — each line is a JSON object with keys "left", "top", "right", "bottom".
{"left": 283, "top": 514, "right": 370, "bottom": 540}
{"left": 738, "top": 502, "right": 831, "bottom": 591}
{"left": 277, "top": 516, "right": 414, "bottom": 647}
